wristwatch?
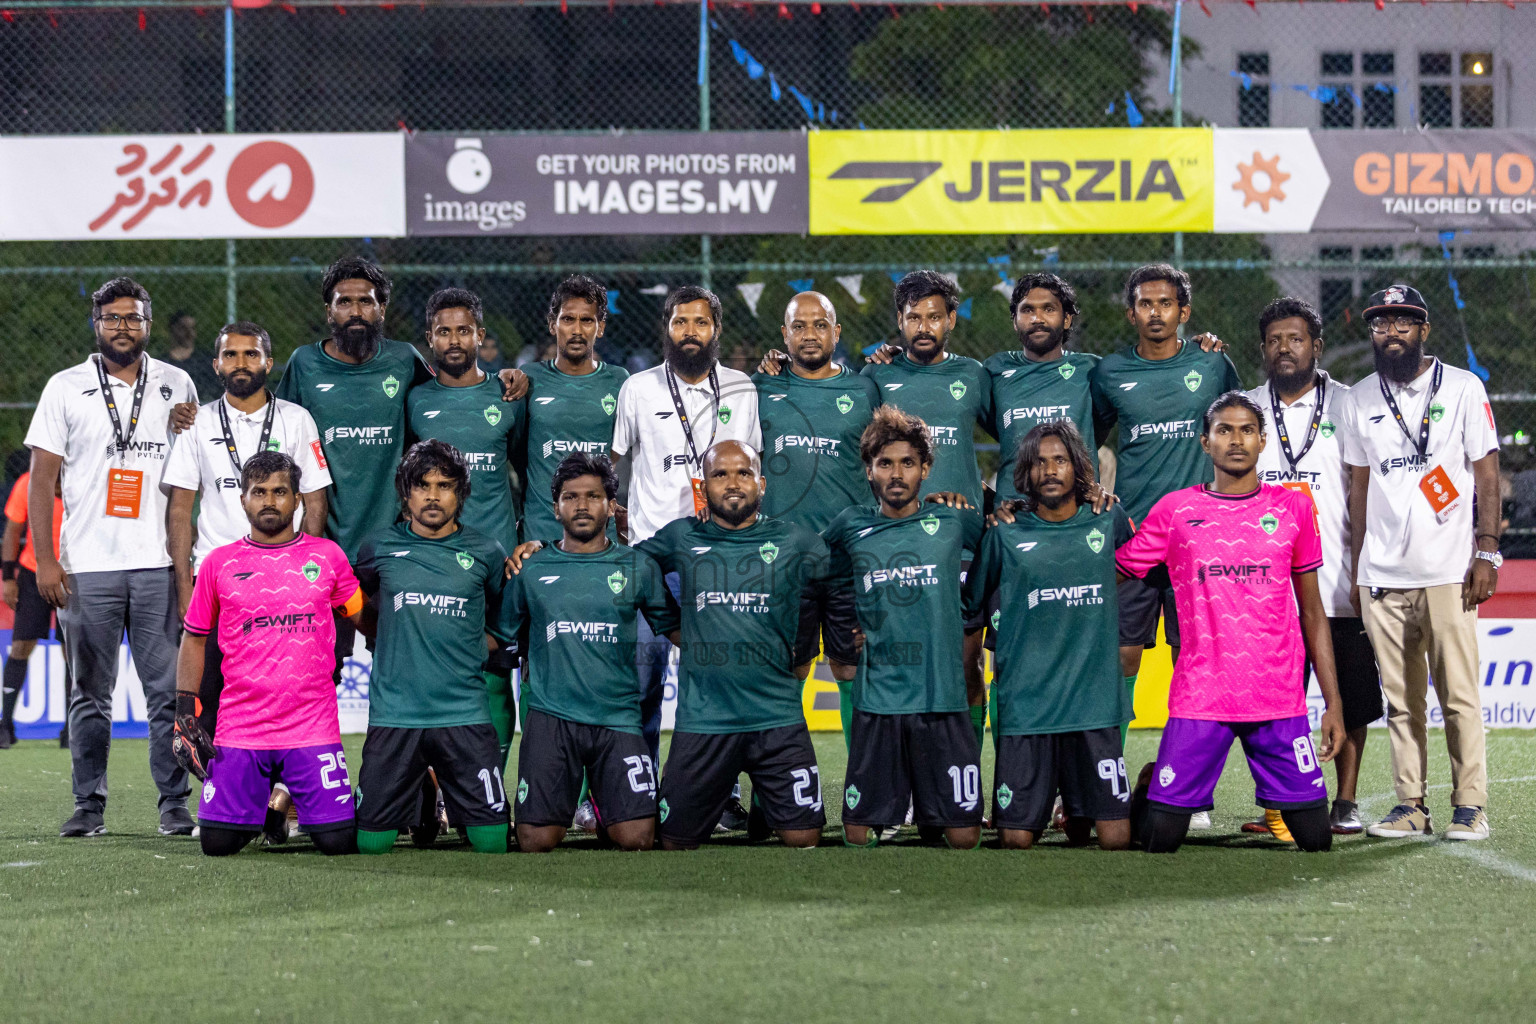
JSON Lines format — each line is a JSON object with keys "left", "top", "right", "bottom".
{"left": 1475, "top": 550, "right": 1504, "bottom": 569}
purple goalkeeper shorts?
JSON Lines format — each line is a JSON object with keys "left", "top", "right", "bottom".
{"left": 1148, "top": 716, "right": 1327, "bottom": 813}
{"left": 197, "top": 743, "right": 356, "bottom": 832}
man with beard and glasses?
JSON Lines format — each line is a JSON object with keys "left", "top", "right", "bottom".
{"left": 827, "top": 407, "right": 986, "bottom": 849}
{"left": 276, "top": 258, "right": 526, "bottom": 684}
{"left": 407, "top": 287, "right": 526, "bottom": 770}
{"left": 752, "top": 291, "right": 882, "bottom": 750}
{"left": 25, "top": 276, "right": 201, "bottom": 838}
{"left": 1088, "top": 266, "right": 1241, "bottom": 831}
{"left": 1340, "top": 285, "right": 1501, "bottom": 842}
{"left": 609, "top": 285, "right": 761, "bottom": 830}
{"left": 521, "top": 276, "right": 630, "bottom": 547}
{"left": 637, "top": 441, "right": 829, "bottom": 850}
{"left": 1241, "top": 298, "right": 1382, "bottom": 841}
{"left": 963, "top": 421, "right": 1135, "bottom": 851}
{"left": 164, "top": 321, "right": 332, "bottom": 842}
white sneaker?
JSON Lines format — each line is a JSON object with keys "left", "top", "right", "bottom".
{"left": 1444, "top": 806, "right": 1489, "bottom": 841}
{"left": 1188, "top": 810, "right": 1212, "bottom": 831}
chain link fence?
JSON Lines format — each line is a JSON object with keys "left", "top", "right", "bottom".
{"left": 2, "top": 0, "right": 1533, "bottom": 545}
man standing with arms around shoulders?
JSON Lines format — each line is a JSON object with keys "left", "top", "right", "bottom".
{"left": 1341, "top": 285, "right": 1501, "bottom": 842}
{"left": 25, "top": 276, "right": 201, "bottom": 837}
{"left": 1245, "top": 297, "right": 1381, "bottom": 839}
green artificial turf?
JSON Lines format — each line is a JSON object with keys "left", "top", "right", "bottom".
{"left": 2, "top": 731, "right": 1534, "bottom": 1023}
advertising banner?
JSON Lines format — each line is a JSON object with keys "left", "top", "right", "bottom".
{"left": 0, "top": 133, "right": 405, "bottom": 240}
{"left": 404, "top": 131, "right": 807, "bottom": 236}
{"left": 1213, "top": 128, "right": 1536, "bottom": 233}
{"left": 808, "top": 129, "right": 1214, "bottom": 235}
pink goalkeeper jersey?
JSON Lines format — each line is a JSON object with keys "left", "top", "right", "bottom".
{"left": 184, "top": 534, "right": 364, "bottom": 749}
{"left": 1115, "top": 484, "right": 1323, "bottom": 722}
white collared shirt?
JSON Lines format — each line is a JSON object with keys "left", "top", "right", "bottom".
{"left": 1246, "top": 372, "right": 1354, "bottom": 617}
{"left": 161, "top": 393, "right": 333, "bottom": 570}
{"left": 1339, "top": 358, "right": 1498, "bottom": 589}
{"left": 610, "top": 363, "right": 761, "bottom": 544}
{"left": 24, "top": 354, "right": 198, "bottom": 573}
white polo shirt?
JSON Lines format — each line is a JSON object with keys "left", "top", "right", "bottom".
{"left": 1246, "top": 372, "right": 1354, "bottom": 618}
{"left": 24, "top": 353, "right": 198, "bottom": 573}
{"left": 610, "top": 362, "right": 761, "bottom": 544}
{"left": 161, "top": 393, "right": 333, "bottom": 570}
{"left": 1339, "top": 358, "right": 1498, "bottom": 589}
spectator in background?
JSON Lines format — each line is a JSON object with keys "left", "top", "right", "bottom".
{"left": 160, "top": 311, "right": 223, "bottom": 402}
{"left": 2, "top": 470, "right": 63, "bottom": 748}
{"left": 25, "top": 276, "right": 200, "bottom": 838}
{"left": 477, "top": 334, "right": 507, "bottom": 375}
{"left": 1506, "top": 449, "right": 1536, "bottom": 558}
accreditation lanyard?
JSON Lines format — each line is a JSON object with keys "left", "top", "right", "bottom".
{"left": 665, "top": 364, "right": 720, "bottom": 472}
{"left": 95, "top": 354, "right": 148, "bottom": 460}
{"left": 1269, "top": 375, "right": 1326, "bottom": 473}
{"left": 1378, "top": 359, "right": 1443, "bottom": 460}
{"left": 216, "top": 391, "right": 277, "bottom": 475}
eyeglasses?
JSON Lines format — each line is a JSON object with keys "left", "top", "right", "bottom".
{"left": 95, "top": 313, "right": 151, "bottom": 329}
{"left": 1367, "top": 315, "right": 1425, "bottom": 334}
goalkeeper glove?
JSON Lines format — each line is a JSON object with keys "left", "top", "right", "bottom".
{"left": 172, "top": 692, "right": 216, "bottom": 782}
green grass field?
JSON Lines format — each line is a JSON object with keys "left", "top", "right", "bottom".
{"left": 3, "top": 730, "right": 1535, "bottom": 1024}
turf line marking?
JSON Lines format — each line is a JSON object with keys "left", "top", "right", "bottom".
{"left": 1356, "top": 774, "right": 1536, "bottom": 820}
{"left": 1441, "top": 844, "right": 1536, "bottom": 883}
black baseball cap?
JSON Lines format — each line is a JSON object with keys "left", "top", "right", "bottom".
{"left": 1362, "top": 284, "right": 1429, "bottom": 321}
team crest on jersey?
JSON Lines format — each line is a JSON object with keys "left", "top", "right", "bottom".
{"left": 759, "top": 541, "right": 780, "bottom": 564}
{"left": 456, "top": 551, "right": 475, "bottom": 570}
{"left": 836, "top": 394, "right": 854, "bottom": 415}
{"left": 1159, "top": 765, "right": 1175, "bottom": 787}
{"left": 517, "top": 778, "right": 529, "bottom": 804}
{"left": 845, "top": 785, "right": 861, "bottom": 810}
{"left": 608, "top": 569, "right": 628, "bottom": 594}
{"left": 1260, "top": 513, "right": 1279, "bottom": 535}
{"left": 1057, "top": 363, "right": 1075, "bottom": 381}
{"left": 990, "top": 610, "right": 1001, "bottom": 629}
{"left": 483, "top": 405, "right": 502, "bottom": 426}
{"left": 1320, "top": 419, "right": 1336, "bottom": 438}
{"left": 921, "top": 514, "right": 940, "bottom": 535}
{"left": 949, "top": 380, "right": 967, "bottom": 401}
{"left": 159, "top": 384, "right": 173, "bottom": 400}
{"left": 202, "top": 780, "right": 216, "bottom": 803}
{"left": 382, "top": 374, "right": 400, "bottom": 398}
{"left": 1183, "top": 369, "right": 1203, "bottom": 392}
{"left": 718, "top": 406, "right": 732, "bottom": 424}
{"left": 601, "top": 393, "right": 617, "bottom": 415}
{"left": 301, "top": 559, "right": 321, "bottom": 583}
{"left": 1086, "top": 527, "right": 1105, "bottom": 553}
{"left": 1429, "top": 402, "right": 1446, "bottom": 422}
{"left": 658, "top": 798, "right": 670, "bottom": 822}
{"left": 996, "top": 782, "right": 1013, "bottom": 809}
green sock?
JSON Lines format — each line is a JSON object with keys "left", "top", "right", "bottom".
{"left": 465, "top": 823, "right": 510, "bottom": 854}
{"left": 843, "top": 830, "right": 878, "bottom": 848}
{"left": 485, "top": 669, "right": 515, "bottom": 770}
{"left": 837, "top": 678, "right": 854, "bottom": 754}
{"left": 356, "top": 828, "right": 398, "bottom": 855}
{"left": 988, "top": 684, "right": 1000, "bottom": 754}
{"left": 1120, "top": 674, "right": 1138, "bottom": 747}
{"left": 969, "top": 703, "right": 987, "bottom": 750}
{"left": 577, "top": 774, "right": 590, "bottom": 808}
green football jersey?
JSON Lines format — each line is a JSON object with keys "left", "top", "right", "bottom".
{"left": 406, "top": 375, "right": 526, "bottom": 550}
{"left": 859, "top": 352, "right": 992, "bottom": 510}
{"left": 1089, "top": 343, "right": 1243, "bottom": 522}
{"left": 520, "top": 360, "right": 629, "bottom": 544}
{"left": 752, "top": 366, "right": 882, "bottom": 533}
{"left": 354, "top": 522, "right": 509, "bottom": 729}
{"left": 984, "top": 350, "right": 1100, "bottom": 505}
{"left": 637, "top": 514, "right": 829, "bottom": 734}
{"left": 498, "top": 541, "right": 679, "bottom": 733}
{"left": 275, "top": 339, "right": 433, "bottom": 560}
{"left": 823, "top": 502, "right": 984, "bottom": 715}
{"left": 964, "top": 505, "right": 1134, "bottom": 735}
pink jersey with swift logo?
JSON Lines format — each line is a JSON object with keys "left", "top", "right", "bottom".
{"left": 184, "top": 534, "right": 363, "bottom": 749}
{"left": 1115, "top": 484, "right": 1323, "bottom": 722}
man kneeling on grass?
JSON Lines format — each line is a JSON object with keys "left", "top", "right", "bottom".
{"left": 1117, "top": 393, "right": 1346, "bottom": 853}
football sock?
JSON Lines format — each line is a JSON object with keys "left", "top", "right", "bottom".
{"left": 1141, "top": 808, "right": 1192, "bottom": 853}
{"left": 969, "top": 704, "right": 986, "bottom": 751}
{"left": 484, "top": 669, "right": 515, "bottom": 769}
{"left": 199, "top": 826, "right": 257, "bottom": 857}
{"left": 837, "top": 679, "right": 853, "bottom": 753}
{"left": 1, "top": 656, "right": 26, "bottom": 725}
{"left": 356, "top": 828, "right": 399, "bottom": 855}
{"left": 466, "top": 823, "right": 510, "bottom": 854}
{"left": 310, "top": 828, "right": 357, "bottom": 856}
{"left": 988, "top": 684, "right": 1000, "bottom": 752}
{"left": 1120, "top": 675, "right": 1138, "bottom": 747}
{"left": 577, "top": 775, "right": 590, "bottom": 809}
{"left": 843, "top": 829, "right": 878, "bottom": 848}
{"left": 1280, "top": 806, "right": 1333, "bottom": 852}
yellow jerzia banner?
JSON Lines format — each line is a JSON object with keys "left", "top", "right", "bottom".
{"left": 809, "top": 128, "right": 1214, "bottom": 235}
